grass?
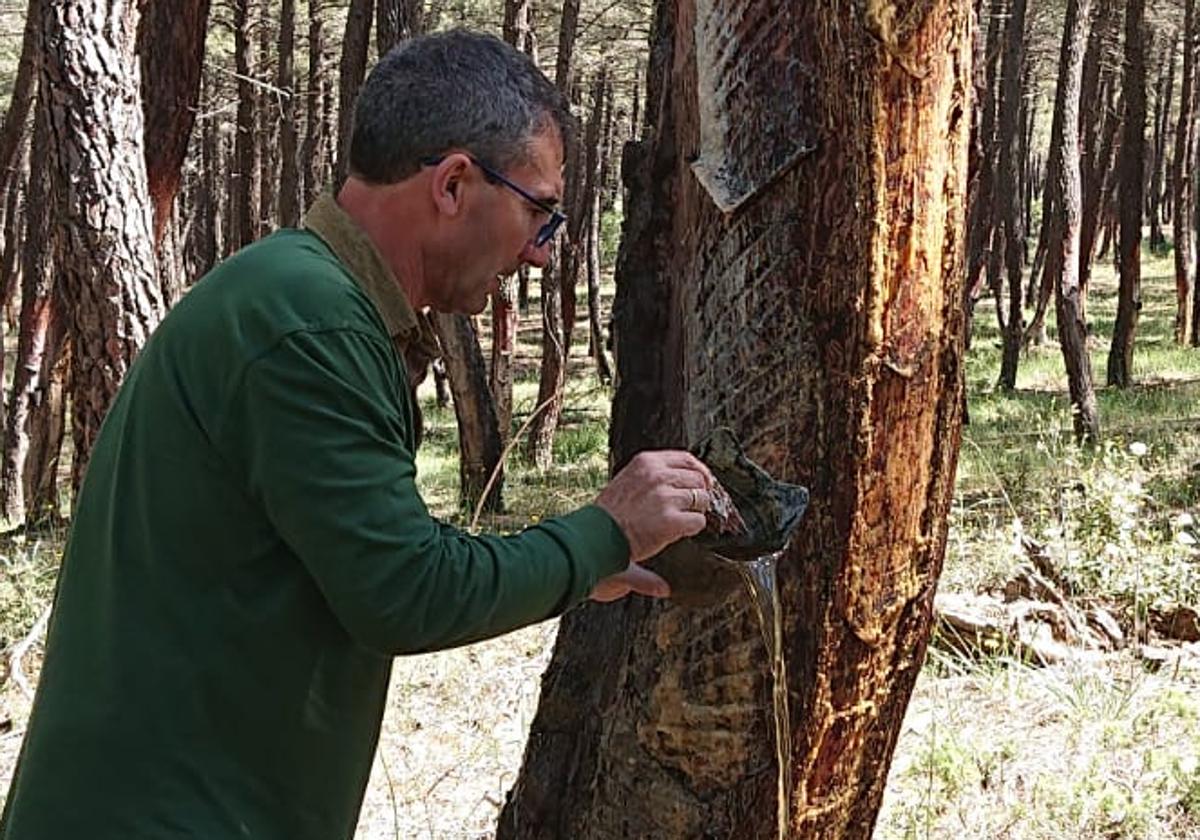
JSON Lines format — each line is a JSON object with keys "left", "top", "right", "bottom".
{"left": 1, "top": 243, "right": 1199, "bottom": 838}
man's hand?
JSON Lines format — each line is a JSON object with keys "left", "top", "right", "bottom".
{"left": 594, "top": 450, "right": 714, "bottom": 565}
{"left": 590, "top": 563, "right": 671, "bottom": 602}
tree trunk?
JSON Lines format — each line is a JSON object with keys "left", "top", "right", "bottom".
{"left": 334, "top": 0, "right": 373, "bottom": 190}
{"left": 499, "top": 1, "right": 970, "bottom": 837}
{"left": 0, "top": 0, "right": 43, "bottom": 208}
{"left": 1076, "top": 0, "right": 1120, "bottom": 316}
{"left": 491, "top": 0, "right": 535, "bottom": 446}
{"left": 965, "top": 0, "right": 1007, "bottom": 311}
{"left": 526, "top": 254, "right": 563, "bottom": 470}
{"left": 1176, "top": 0, "right": 1197, "bottom": 344}
{"left": 995, "top": 0, "right": 1029, "bottom": 391}
{"left": 1106, "top": 0, "right": 1145, "bottom": 388}
{"left": 1, "top": 107, "right": 52, "bottom": 524}
{"left": 137, "top": 0, "right": 210, "bottom": 246}
{"left": 231, "top": 0, "right": 259, "bottom": 250}
{"left": 198, "top": 71, "right": 223, "bottom": 274}
{"left": 23, "top": 293, "right": 68, "bottom": 529}
{"left": 502, "top": 0, "right": 535, "bottom": 56}
{"left": 1148, "top": 36, "right": 1176, "bottom": 254}
{"left": 582, "top": 69, "right": 611, "bottom": 385}
{"left": 40, "top": 0, "right": 167, "bottom": 493}
{"left": 277, "top": 0, "right": 301, "bottom": 227}
{"left": 258, "top": 0, "right": 278, "bottom": 235}
{"left": 1048, "top": 0, "right": 1100, "bottom": 442}
{"left": 527, "top": 0, "right": 582, "bottom": 469}
{"left": 376, "top": 0, "right": 423, "bottom": 53}
{"left": 302, "top": 0, "right": 329, "bottom": 206}
{"left": 431, "top": 313, "right": 504, "bottom": 513}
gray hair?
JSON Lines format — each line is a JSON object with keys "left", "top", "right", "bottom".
{"left": 349, "top": 29, "right": 571, "bottom": 184}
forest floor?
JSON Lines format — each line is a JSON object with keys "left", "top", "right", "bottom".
{"left": 1, "top": 246, "right": 1199, "bottom": 838}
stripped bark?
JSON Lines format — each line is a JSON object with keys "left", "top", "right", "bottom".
{"left": 40, "top": 0, "right": 167, "bottom": 492}
{"left": 137, "top": 0, "right": 211, "bottom": 245}
{"left": 500, "top": 0, "right": 970, "bottom": 836}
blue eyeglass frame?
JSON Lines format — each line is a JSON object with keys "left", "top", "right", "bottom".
{"left": 421, "top": 155, "right": 567, "bottom": 248}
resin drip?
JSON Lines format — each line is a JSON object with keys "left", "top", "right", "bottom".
{"left": 735, "top": 550, "right": 791, "bottom": 840}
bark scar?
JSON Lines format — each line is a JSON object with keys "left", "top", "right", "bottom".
{"left": 864, "top": 0, "right": 930, "bottom": 79}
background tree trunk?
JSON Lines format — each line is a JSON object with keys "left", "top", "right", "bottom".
{"left": 499, "top": 0, "right": 971, "bottom": 837}
{"left": 1106, "top": 0, "right": 1145, "bottom": 387}
{"left": 526, "top": 0, "right": 582, "bottom": 469}
{"left": 1, "top": 106, "right": 51, "bottom": 524}
{"left": 1148, "top": 36, "right": 1175, "bottom": 254}
{"left": 0, "top": 0, "right": 43, "bottom": 209}
{"left": 431, "top": 313, "right": 504, "bottom": 513}
{"left": 231, "top": 0, "right": 260, "bottom": 250}
{"left": 1049, "top": 0, "right": 1100, "bottom": 442}
{"left": 302, "top": 0, "right": 329, "bottom": 206}
{"left": 257, "top": 0, "right": 278, "bottom": 236}
{"left": 995, "top": 0, "right": 1029, "bottom": 390}
{"left": 492, "top": 0, "right": 536, "bottom": 445}
{"left": 376, "top": 0, "right": 423, "bottom": 52}
{"left": 40, "top": 0, "right": 167, "bottom": 492}
{"left": 1175, "top": 0, "right": 1197, "bottom": 344}
{"left": 277, "top": 0, "right": 301, "bottom": 227}
{"left": 334, "top": 0, "right": 373, "bottom": 189}
{"left": 137, "top": 0, "right": 211, "bottom": 246}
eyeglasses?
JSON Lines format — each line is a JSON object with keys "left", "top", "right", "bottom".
{"left": 422, "top": 155, "right": 567, "bottom": 247}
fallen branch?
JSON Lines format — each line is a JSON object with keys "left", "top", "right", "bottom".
{"left": 6, "top": 604, "right": 51, "bottom": 700}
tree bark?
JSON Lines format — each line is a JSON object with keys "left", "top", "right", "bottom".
{"left": 1175, "top": 0, "right": 1197, "bottom": 344}
{"left": 1106, "top": 0, "right": 1145, "bottom": 388}
{"left": 491, "top": 0, "right": 536, "bottom": 445}
{"left": 431, "top": 313, "right": 504, "bottom": 513}
{"left": 258, "top": 0, "right": 278, "bottom": 235}
{"left": 376, "top": 0, "right": 423, "bottom": 53}
{"left": 302, "top": 0, "right": 329, "bottom": 206}
{"left": 1148, "top": 35, "right": 1176, "bottom": 254}
{"left": 500, "top": 1, "right": 970, "bottom": 837}
{"left": 1, "top": 107, "right": 52, "bottom": 524}
{"left": 994, "top": 0, "right": 1029, "bottom": 391}
{"left": 583, "top": 69, "right": 611, "bottom": 385}
{"left": 965, "top": 0, "right": 1007, "bottom": 312}
{"left": 0, "top": 0, "right": 43, "bottom": 209}
{"left": 334, "top": 0, "right": 373, "bottom": 190}
{"left": 22, "top": 293, "right": 68, "bottom": 529}
{"left": 40, "top": 0, "right": 167, "bottom": 493}
{"left": 1048, "top": 0, "right": 1100, "bottom": 442}
{"left": 231, "top": 0, "right": 260, "bottom": 250}
{"left": 137, "top": 0, "right": 210, "bottom": 246}
{"left": 527, "top": 0, "right": 583, "bottom": 469}
{"left": 277, "top": 0, "right": 301, "bottom": 227}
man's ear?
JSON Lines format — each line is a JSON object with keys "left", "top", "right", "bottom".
{"left": 429, "top": 153, "right": 472, "bottom": 218}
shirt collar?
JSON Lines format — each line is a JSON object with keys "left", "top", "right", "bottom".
{"left": 302, "top": 192, "right": 440, "bottom": 358}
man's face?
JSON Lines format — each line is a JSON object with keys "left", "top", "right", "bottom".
{"left": 438, "top": 130, "right": 564, "bottom": 315}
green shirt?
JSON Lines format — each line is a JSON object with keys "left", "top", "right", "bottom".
{"left": 0, "top": 196, "right": 629, "bottom": 839}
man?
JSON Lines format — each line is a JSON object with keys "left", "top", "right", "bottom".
{"left": 0, "top": 30, "right": 713, "bottom": 839}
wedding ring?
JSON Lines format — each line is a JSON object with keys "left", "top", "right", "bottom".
{"left": 689, "top": 488, "right": 701, "bottom": 512}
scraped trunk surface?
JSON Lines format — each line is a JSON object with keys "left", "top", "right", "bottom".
{"left": 40, "top": 0, "right": 166, "bottom": 493}
{"left": 499, "top": 1, "right": 970, "bottom": 838}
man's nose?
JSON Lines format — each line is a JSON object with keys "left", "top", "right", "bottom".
{"left": 520, "top": 239, "right": 551, "bottom": 268}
